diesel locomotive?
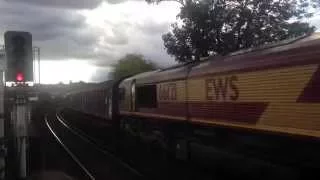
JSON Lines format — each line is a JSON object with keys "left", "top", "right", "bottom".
{"left": 65, "top": 33, "right": 320, "bottom": 173}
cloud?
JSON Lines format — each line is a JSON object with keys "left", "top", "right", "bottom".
{"left": 0, "top": 8, "right": 85, "bottom": 41}
{"left": 5, "top": 0, "right": 146, "bottom": 9}
{"left": 105, "top": 0, "right": 143, "bottom": 4}
{"left": 309, "top": 15, "right": 320, "bottom": 32}
{"left": 0, "top": 1, "right": 103, "bottom": 61}
{"left": 90, "top": 66, "right": 113, "bottom": 82}
{"left": 0, "top": 0, "right": 181, "bottom": 83}
{"left": 5, "top": 0, "right": 102, "bottom": 9}
{"left": 81, "top": 1, "right": 181, "bottom": 68}
{"left": 103, "top": 27, "right": 129, "bottom": 45}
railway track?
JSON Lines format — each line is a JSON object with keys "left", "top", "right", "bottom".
{"left": 58, "top": 109, "right": 307, "bottom": 180}
{"left": 45, "top": 113, "right": 143, "bottom": 180}
{"left": 59, "top": 109, "right": 263, "bottom": 180}
{"left": 57, "top": 110, "right": 217, "bottom": 180}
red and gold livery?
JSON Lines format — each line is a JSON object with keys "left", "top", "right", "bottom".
{"left": 119, "top": 33, "right": 320, "bottom": 138}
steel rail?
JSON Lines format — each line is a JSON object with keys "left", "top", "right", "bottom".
{"left": 45, "top": 116, "right": 95, "bottom": 180}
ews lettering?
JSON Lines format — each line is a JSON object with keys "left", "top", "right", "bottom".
{"left": 206, "top": 75, "right": 239, "bottom": 101}
{"left": 159, "top": 83, "right": 177, "bottom": 100}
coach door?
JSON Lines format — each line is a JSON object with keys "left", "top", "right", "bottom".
{"left": 131, "top": 79, "right": 136, "bottom": 112}
{"left": 108, "top": 95, "right": 112, "bottom": 118}
{"left": 105, "top": 94, "right": 112, "bottom": 120}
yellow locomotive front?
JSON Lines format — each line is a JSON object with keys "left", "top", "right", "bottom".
{"left": 185, "top": 33, "right": 320, "bottom": 138}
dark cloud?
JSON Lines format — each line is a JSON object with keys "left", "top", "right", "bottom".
{"left": 5, "top": 0, "right": 145, "bottom": 9}
{"left": 5, "top": 0, "right": 102, "bottom": 9}
{"left": 0, "top": 0, "right": 179, "bottom": 83}
{"left": 0, "top": 1, "right": 102, "bottom": 61}
{"left": 0, "top": 7, "right": 85, "bottom": 41}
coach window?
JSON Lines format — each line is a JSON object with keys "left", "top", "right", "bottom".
{"left": 136, "top": 85, "right": 157, "bottom": 108}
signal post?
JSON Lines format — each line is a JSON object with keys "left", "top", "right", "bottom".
{"left": 10, "top": 85, "right": 30, "bottom": 179}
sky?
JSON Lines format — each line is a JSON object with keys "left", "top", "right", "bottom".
{"left": 0, "top": 0, "right": 181, "bottom": 84}
{"left": 0, "top": 0, "right": 319, "bottom": 84}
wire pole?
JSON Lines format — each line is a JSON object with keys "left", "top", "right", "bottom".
{"left": 33, "top": 48, "right": 35, "bottom": 84}
{"left": 33, "top": 47, "right": 40, "bottom": 84}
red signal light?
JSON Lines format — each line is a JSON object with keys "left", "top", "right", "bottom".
{"left": 16, "top": 72, "right": 24, "bottom": 82}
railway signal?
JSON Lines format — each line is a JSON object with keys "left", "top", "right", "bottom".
{"left": 4, "top": 31, "right": 33, "bottom": 82}
{"left": 4, "top": 31, "right": 34, "bottom": 179}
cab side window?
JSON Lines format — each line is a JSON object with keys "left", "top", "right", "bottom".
{"left": 136, "top": 85, "right": 157, "bottom": 108}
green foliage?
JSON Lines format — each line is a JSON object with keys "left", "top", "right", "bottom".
{"left": 147, "top": 0, "right": 316, "bottom": 63}
{"left": 112, "top": 54, "right": 157, "bottom": 80}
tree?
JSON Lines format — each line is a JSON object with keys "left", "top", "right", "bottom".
{"left": 112, "top": 54, "right": 157, "bottom": 80}
{"left": 147, "top": 0, "right": 316, "bottom": 63}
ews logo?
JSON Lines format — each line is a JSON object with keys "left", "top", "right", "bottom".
{"left": 206, "top": 75, "right": 239, "bottom": 101}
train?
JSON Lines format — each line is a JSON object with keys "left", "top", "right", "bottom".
{"left": 63, "top": 33, "right": 320, "bottom": 174}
